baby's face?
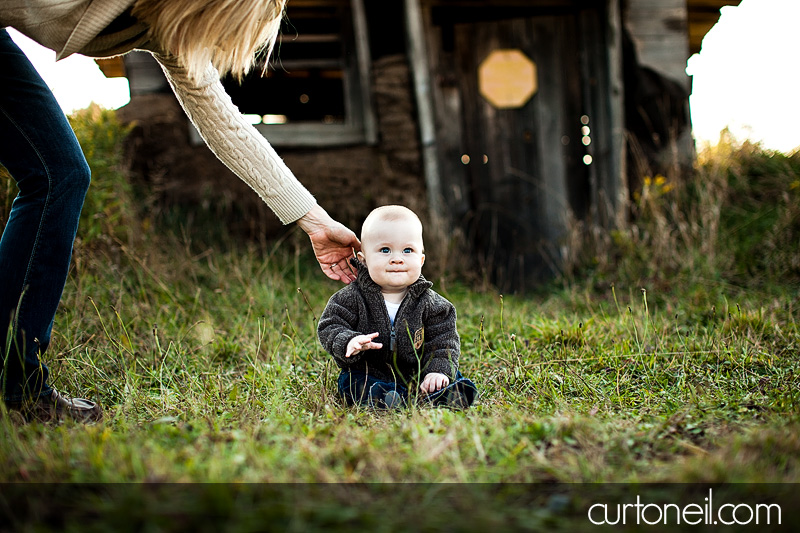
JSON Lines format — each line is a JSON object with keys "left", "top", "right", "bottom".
{"left": 358, "top": 218, "right": 425, "bottom": 293}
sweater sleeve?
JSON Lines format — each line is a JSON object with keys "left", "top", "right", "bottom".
{"left": 153, "top": 53, "right": 317, "bottom": 224}
{"left": 317, "top": 288, "right": 366, "bottom": 366}
{"left": 421, "top": 293, "right": 460, "bottom": 380}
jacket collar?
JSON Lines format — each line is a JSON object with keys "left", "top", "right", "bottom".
{"left": 349, "top": 258, "right": 432, "bottom": 299}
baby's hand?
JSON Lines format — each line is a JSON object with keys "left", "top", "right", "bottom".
{"left": 420, "top": 372, "right": 450, "bottom": 394}
{"left": 346, "top": 332, "right": 382, "bottom": 358}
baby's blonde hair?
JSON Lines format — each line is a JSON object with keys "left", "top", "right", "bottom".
{"left": 133, "top": 0, "right": 286, "bottom": 81}
{"left": 361, "top": 205, "right": 424, "bottom": 244}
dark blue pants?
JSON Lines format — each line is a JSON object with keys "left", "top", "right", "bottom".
{"left": 337, "top": 370, "right": 479, "bottom": 409}
{"left": 0, "top": 30, "right": 91, "bottom": 403}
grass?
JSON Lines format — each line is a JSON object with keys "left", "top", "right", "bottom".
{"left": 1, "top": 113, "right": 799, "bottom": 530}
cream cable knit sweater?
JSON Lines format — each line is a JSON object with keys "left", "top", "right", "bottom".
{"left": 2, "top": 0, "right": 317, "bottom": 225}
{"left": 154, "top": 54, "right": 317, "bottom": 224}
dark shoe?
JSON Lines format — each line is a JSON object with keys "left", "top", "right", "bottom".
{"left": 384, "top": 390, "right": 403, "bottom": 409}
{"left": 8, "top": 390, "right": 103, "bottom": 423}
{"left": 445, "top": 389, "right": 469, "bottom": 409}
{"left": 442, "top": 382, "right": 478, "bottom": 410}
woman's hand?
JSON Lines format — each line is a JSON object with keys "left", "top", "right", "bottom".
{"left": 297, "top": 205, "right": 360, "bottom": 284}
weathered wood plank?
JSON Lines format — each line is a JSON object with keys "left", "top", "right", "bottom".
{"left": 404, "top": 0, "right": 445, "bottom": 228}
{"left": 625, "top": 0, "right": 690, "bottom": 87}
{"left": 351, "top": 0, "right": 376, "bottom": 144}
{"left": 422, "top": 7, "right": 471, "bottom": 221}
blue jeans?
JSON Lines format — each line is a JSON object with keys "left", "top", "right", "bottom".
{"left": 0, "top": 30, "right": 91, "bottom": 403}
{"left": 337, "top": 370, "right": 479, "bottom": 409}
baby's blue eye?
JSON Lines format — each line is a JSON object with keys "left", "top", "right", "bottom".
{"left": 403, "top": 247, "right": 413, "bottom": 254}
{"left": 380, "top": 247, "right": 390, "bottom": 253}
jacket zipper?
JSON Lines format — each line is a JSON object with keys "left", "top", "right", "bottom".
{"left": 390, "top": 293, "right": 413, "bottom": 355}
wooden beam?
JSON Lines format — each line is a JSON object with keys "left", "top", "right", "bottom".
{"left": 687, "top": 0, "right": 742, "bottom": 54}
{"left": 606, "top": 0, "right": 627, "bottom": 228}
{"left": 351, "top": 0, "right": 377, "bottom": 144}
{"left": 94, "top": 57, "right": 126, "bottom": 78}
{"left": 687, "top": 0, "right": 741, "bottom": 10}
{"left": 423, "top": 0, "right": 572, "bottom": 5}
{"left": 404, "top": 0, "right": 445, "bottom": 227}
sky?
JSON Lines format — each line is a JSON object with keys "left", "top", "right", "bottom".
{"left": 686, "top": 0, "right": 800, "bottom": 153}
{"left": 8, "top": 0, "right": 800, "bottom": 153}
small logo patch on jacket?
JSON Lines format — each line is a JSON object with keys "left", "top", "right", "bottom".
{"left": 413, "top": 327, "right": 424, "bottom": 350}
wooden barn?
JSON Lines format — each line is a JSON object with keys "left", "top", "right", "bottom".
{"left": 97, "top": 0, "right": 741, "bottom": 291}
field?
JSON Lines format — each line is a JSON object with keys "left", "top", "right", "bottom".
{"left": 1, "top": 109, "right": 799, "bottom": 531}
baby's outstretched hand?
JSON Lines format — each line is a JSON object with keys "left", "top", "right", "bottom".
{"left": 420, "top": 372, "right": 450, "bottom": 394}
{"left": 346, "top": 332, "right": 382, "bottom": 358}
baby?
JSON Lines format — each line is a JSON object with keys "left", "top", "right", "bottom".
{"left": 317, "top": 205, "right": 477, "bottom": 408}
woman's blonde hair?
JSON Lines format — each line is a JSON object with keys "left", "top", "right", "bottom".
{"left": 132, "top": 0, "right": 287, "bottom": 81}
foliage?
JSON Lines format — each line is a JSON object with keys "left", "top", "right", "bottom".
{"left": 0, "top": 164, "right": 15, "bottom": 227}
{"left": 706, "top": 134, "right": 800, "bottom": 284}
{"left": 570, "top": 131, "right": 800, "bottom": 298}
{"left": 68, "top": 104, "right": 137, "bottom": 249}
{"left": 0, "top": 104, "right": 135, "bottom": 251}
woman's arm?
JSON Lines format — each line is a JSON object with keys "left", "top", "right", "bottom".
{"left": 153, "top": 53, "right": 315, "bottom": 223}
{"left": 154, "top": 53, "right": 358, "bottom": 282}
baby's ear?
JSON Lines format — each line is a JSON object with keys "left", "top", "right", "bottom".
{"left": 420, "top": 254, "right": 426, "bottom": 266}
{"left": 357, "top": 251, "right": 366, "bottom": 263}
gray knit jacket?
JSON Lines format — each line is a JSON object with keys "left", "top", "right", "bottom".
{"left": 318, "top": 260, "right": 460, "bottom": 384}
